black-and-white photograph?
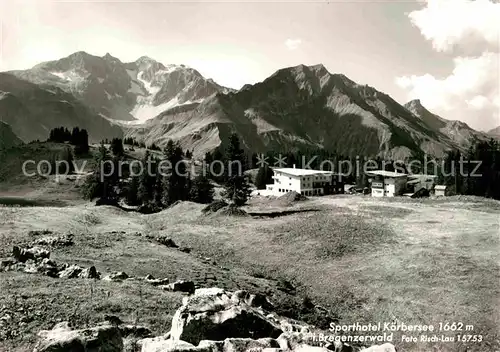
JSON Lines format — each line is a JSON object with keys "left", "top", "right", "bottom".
{"left": 0, "top": 0, "right": 499, "bottom": 351}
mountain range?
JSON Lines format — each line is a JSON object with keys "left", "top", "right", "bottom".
{"left": 1, "top": 51, "right": 495, "bottom": 158}
{"left": 488, "top": 126, "right": 500, "bottom": 138}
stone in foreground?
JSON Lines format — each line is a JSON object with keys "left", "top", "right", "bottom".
{"left": 33, "top": 321, "right": 123, "bottom": 352}
{"left": 360, "top": 343, "right": 396, "bottom": 352}
{"left": 161, "top": 280, "right": 196, "bottom": 294}
{"left": 102, "top": 271, "right": 129, "bottom": 281}
{"left": 170, "top": 288, "right": 283, "bottom": 345}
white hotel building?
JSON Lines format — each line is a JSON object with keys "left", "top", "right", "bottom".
{"left": 265, "top": 167, "right": 341, "bottom": 196}
{"left": 367, "top": 170, "right": 408, "bottom": 197}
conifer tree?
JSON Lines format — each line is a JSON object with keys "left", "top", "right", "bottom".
{"left": 255, "top": 165, "right": 272, "bottom": 190}
{"left": 222, "top": 133, "right": 251, "bottom": 206}
{"left": 111, "top": 138, "right": 125, "bottom": 157}
{"left": 82, "top": 142, "right": 120, "bottom": 205}
{"left": 189, "top": 174, "right": 214, "bottom": 204}
{"left": 162, "top": 140, "right": 190, "bottom": 206}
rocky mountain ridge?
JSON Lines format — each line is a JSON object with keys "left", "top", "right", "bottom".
{"left": 3, "top": 52, "right": 491, "bottom": 157}
{"left": 9, "top": 52, "right": 230, "bottom": 123}
{"left": 125, "top": 64, "right": 490, "bottom": 158}
{"left": 0, "top": 72, "right": 123, "bottom": 142}
{"left": 488, "top": 125, "right": 500, "bottom": 137}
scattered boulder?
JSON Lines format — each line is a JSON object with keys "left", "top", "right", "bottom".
{"left": 33, "top": 321, "right": 123, "bottom": 352}
{"left": 103, "top": 271, "right": 129, "bottom": 281}
{"left": 326, "top": 342, "right": 354, "bottom": 352}
{"left": 161, "top": 280, "right": 195, "bottom": 294}
{"left": 277, "top": 332, "right": 310, "bottom": 350}
{"left": 24, "top": 258, "right": 59, "bottom": 278}
{"left": 146, "top": 277, "right": 170, "bottom": 287}
{"left": 199, "top": 337, "right": 280, "bottom": 351}
{"left": 3, "top": 262, "right": 26, "bottom": 272}
{"left": 0, "top": 258, "right": 17, "bottom": 271}
{"left": 58, "top": 265, "right": 84, "bottom": 279}
{"left": 137, "top": 336, "right": 199, "bottom": 352}
{"left": 360, "top": 343, "right": 396, "bottom": 352}
{"left": 119, "top": 324, "right": 152, "bottom": 339}
{"left": 32, "top": 234, "right": 74, "bottom": 247}
{"left": 12, "top": 246, "right": 50, "bottom": 263}
{"left": 179, "top": 247, "right": 192, "bottom": 254}
{"left": 232, "top": 290, "right": 274, "bottom": 311}
{"left": 157, "top": 237, "right": 179, "bottom": 248}
{"left": 79, "top": 266, "right": 101, "bottom": 279}
{"left": 170, "top": 288, "right": 282, "bottom": 345}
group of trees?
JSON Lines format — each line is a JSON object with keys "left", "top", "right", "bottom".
{"left": 123, "top": 137, "right": 145, "bottom": 147}
{"left": 110, "top": 138, "right": 125, "bottom": 157}
{"left": 82, "top": 128, "right": 500, "bottom": 208}
{"left": 82, "top": 134, "right": 253, "bottom": 212}
{"left": 122, "top": 137, "right": 172, "bottom": 152}
{"left": 48, "top": 127, "right": 89, "bottom": 155}
{"left": 439, "top": 139, "right": 500, "bottom": 200}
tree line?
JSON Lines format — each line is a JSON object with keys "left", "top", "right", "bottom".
{"left": 47, "top": 127, "right": 89, "bottom": 155}
{"left": 82, "top": 133, "right": 252, "bottom": 212}
{"left": 46, "top": 126, "right": 499, "bottom": 202}
{"left": 438, "top": 139, "right": 500, "bottom": 199}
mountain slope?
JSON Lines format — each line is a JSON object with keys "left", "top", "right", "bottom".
{"left": 126, "top": 64, "right": 460, "bottom": 158}
{"left": 0, "top": 121, "right": 23, "bottom": 149}
{"left": 9, "top": 52, "right": 230, "bottom": 122}
{"left": 404, "top": 99, "right": 490, "bottom": 149}
{"left": 488, "top": 126, "right": 500, "bottom": 138}
{"left": 0, "top": 73, "right": 123, "bottom": 142}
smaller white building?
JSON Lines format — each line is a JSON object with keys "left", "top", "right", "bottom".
{"left": 367, "top": 170, "right": 408, "bottom": 197}
{"left": 265, "top": 167, "right": 339, "bottom": 196}
{"left": 434, "top": 185, "right": 448, "bottom": 197}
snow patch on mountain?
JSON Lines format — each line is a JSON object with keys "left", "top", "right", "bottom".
{"left": 137, "top": 71, "right": 161, "bottom": 96}
{"left": 131, "top": 98, "right": 201, "bottom": 122}
{"left": 50, "top": 71, "right": 70, "bottom": 81}
{"left": 49, "top": 70, "right": 83, "bottom": 83}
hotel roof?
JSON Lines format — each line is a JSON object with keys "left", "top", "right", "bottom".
{"left": 366, "top": 170, "right": 408, "bottom": 178}
{"left": 272, "top": 168, "right": 334, "bottom": 176}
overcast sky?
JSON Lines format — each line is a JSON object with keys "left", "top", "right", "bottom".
{"left": 0, "top": 0, "right": 498, "bottom": 131}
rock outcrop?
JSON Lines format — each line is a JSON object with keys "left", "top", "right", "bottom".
{"left": 31, "top": 286, "right": 398, "bottom": 352}
{"left": 161, "top": 280, "right": 196, "bottom": 294}
{"left": 33, "top": 322, "right": 123, "bottom": 352}
{"left": 170, "top": 288, "right": 283, "bottom": 345}
{"left": 32, "top": 234, "right": 74, "bottom": 248}
{"left": 102, "top": 271, "right": 129, "bottom": 281}
{"left": 12, "top": 246, "right": 50, "bottom": 263}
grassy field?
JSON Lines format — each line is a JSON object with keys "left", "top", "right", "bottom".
{"left": 0, "top": 194, "right": 498, "bottom": 351}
